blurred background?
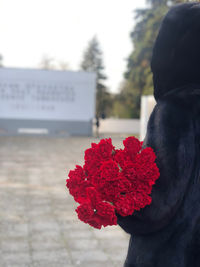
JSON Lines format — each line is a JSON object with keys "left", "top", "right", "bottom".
{"left": 0, "top": 0, "right": 191, "bottom": 267}
{"left": 0, "top": 0, "right": 188, "bottom": 140}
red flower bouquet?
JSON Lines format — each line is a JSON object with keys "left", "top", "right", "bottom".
{"left": 66, "top": 137, "right": 160, "bottom": 229}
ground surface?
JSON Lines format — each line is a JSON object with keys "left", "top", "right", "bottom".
{"left": 0, "top": 136, "right": 129, "bottom": 267}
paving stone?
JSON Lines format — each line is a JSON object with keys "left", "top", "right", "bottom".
{"left": 2, "top": 252, "right": 31, "bottom": 265}
{"left": 3, "top": 264, "right": 32, "bottom": 267}
{"left": 59, "top": 220, "right": 88, "bottom": 231}
{"left": 32, "top": 264, "right": 73, "bottom": 267}
{"left": 1, "top": 239, "right": 29, "bottom": 253}
{"left": 30, "top": 231, "right": 61, "bottom": 243}
{"left": 74, "top": 261, "right": 113, "bottom": 267}
{"left": 0, "top": 136, "right": 129, "bottom": 267}
{"left": 99, "top": 238, "right": 129, "bottom": 250}
{"left": 71, "top": 250, "right": 109, "bottom": 262}
{"left": 31, "top": 240, "right": 64, "bottom": 251}
{"left": 66, "top": 229, "right": 94, "bottom": 239}
{"left": 68, "top": 239, "right": 99, "bottom": 250}
{"left": 93, "top": 226, "right": 127, "bottom": 240}
{"left": 29, "top": 221, "right": 59, "bottom": 232}
{"left": 107, "top": 248, "right": 128, "bottom": 262}
{"left": 0, "top": 223, "right": 29, "bottom": 238}
{"left": 32, "top": 249, "right": 71, "bottom": 264}
{"left": 113, "top": 260, "right": 125, "bottom": 267}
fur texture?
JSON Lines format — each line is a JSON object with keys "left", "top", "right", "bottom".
{"left": 117, "top": 3, "right": 200, "bottom": 267}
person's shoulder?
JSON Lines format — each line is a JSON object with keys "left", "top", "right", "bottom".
{"left": 150, "top": 93, "right": 191, "bottom": 134}
{"left": 154, "top": 85, "right": 200, "bottom": 126}
{"left": 157, "top": 85, "right": 200, "bottom": 112}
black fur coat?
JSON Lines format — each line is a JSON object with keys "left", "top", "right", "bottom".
{"left": 117, "top": 3, "right": 200, "bottom": 267}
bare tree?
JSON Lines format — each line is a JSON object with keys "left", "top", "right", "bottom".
{"left": 39, "top": 55, "right": 70, "bottom": 71}
{"left": 39, "top": 55, "right": 55, "bottom": 70}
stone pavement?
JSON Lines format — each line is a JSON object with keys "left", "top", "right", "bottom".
{"left": 0, "top": 136, "right": 129, "bottom": 267}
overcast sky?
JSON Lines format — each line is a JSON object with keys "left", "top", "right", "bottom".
{"left": 0, "top": 0, "right": 146, "bottom": 93}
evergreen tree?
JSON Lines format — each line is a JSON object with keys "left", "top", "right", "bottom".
{"left": 80, "top": 36, "right": 111, "bottom": 118}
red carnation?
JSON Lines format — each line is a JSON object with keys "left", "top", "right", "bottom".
{"left": 114, "top": 194, "right": 136, "bottom": 217}
{"left": 123, "top": 136, "right": 142, "bottom": 161}
{"left": 75, "top": 187, "right": 117, "bottom": 229}
{"left": 98, "top": 176, "right": 132, "bottom": 203}
{"left": 66, "top": 165, "right": 92, "bottom": 203}
{"left": 114, "top": 149, "right": 132, "bottom": 169}
{"left": 76, "top": 203, "right": 94, "bottom": 223}
{"left": 66, "top": 137, "right": 160, "bottom": 229}
{"left": 135, "top": 147, "right": 156, "bottom": 165}
{"left": 100, "top": 160, "right": 120, "bottom": 181}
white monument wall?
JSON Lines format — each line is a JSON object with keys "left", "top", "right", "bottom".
{"left": 0, "top": 68, "right": 96, "bottom": 136}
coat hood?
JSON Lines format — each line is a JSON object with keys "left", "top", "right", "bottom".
{"left": 151, "top": 2, "right": 200, "bottom": 101}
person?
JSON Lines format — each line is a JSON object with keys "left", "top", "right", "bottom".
{"left": 117, "top": 3, "right": 200, "bottom": 267}
{"left": 95, "top": 115, "right": 100, "bottom": 138}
